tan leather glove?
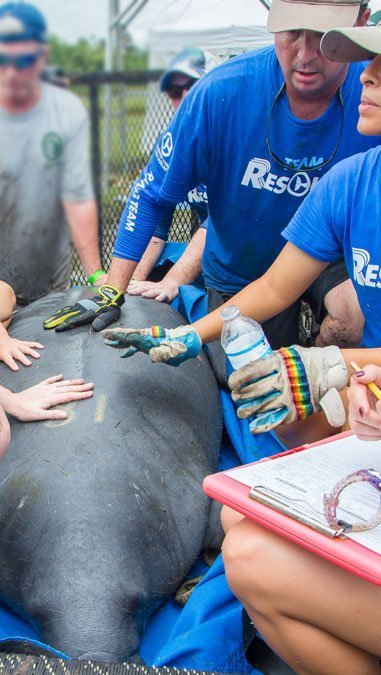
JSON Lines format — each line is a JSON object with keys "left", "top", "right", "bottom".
{"left": 229, "top": 345, "right": 348, "bottom": 434}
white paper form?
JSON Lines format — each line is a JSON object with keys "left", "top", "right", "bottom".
{"left": 226, "top": 435, "right": 381, "bottom": 554}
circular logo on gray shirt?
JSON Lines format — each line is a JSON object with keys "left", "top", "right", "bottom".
{"left": 42, "top": 132, "right": 64, "bottom": 164}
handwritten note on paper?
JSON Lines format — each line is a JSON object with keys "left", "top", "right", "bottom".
{"left": 226, "top": 435, "right": 381, "bottom": 554}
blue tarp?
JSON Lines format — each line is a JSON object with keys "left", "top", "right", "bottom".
{"left": 0, "top": 244, "right": 284, "bottom": 672}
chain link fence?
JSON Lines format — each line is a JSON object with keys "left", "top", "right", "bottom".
{"left": 69, "top": 72, "right": 200, "bottom": 285}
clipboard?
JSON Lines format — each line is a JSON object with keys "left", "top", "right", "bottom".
{"left": 203, "top": 431, "right": 381, "bottom": 586}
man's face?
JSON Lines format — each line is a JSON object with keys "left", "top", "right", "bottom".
{"left": 358, "top": 55, "right": 381, "bottom": 136}
{"left": 274, "top": 29, "right": 349, "bottom": 100}
{"left": 0, "top": 40, "right": 46, "bottom": 104}
{"left": 166, "top": 73, "right": 195, "bottom": 112}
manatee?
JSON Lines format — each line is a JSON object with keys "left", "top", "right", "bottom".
{"left": 0, "top": 288, "right": 222, "bottom": 662}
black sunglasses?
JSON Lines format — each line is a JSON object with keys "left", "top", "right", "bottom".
{"left": 0, "top": 52, "right": 43, "bottom": 70}
{"left": 166, "top": 80, "right": 196, "bottom": 100}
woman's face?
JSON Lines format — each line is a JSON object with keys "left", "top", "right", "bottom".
{"left": 358, "top": 55, "right": 381, "bottom": 135}
{"left": 0, "top": 405, "right": 10, "bottom": 459}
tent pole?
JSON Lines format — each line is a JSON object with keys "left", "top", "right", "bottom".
{"left": 103, "top": 0, "right": 120, "bottom": 193}
{"left": 120, "top": 0, "right": 149, "bottom": 31}
{"left": 110, "top": 0, "right": 143, "bottom": 29}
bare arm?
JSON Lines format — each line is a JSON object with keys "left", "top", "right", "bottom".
{"left": 0, "top": 281, "right": 16, "bottom": 329}
{"left": 189, "top": 241, "right": 381, "bottom": 383}
{"left": 63, "top": 200, "right": 106, "bottom": 284}
{"left": 128, "top": 228, "right": 205, "bottom": 302}
{"left": 192, "top": 242, "right": 381, "bottom": 381}
{"left": 0, "top": 281, "right": 43, "bottom": 371}
{"left": 160, "top": 227, "right": 205, "bottom": 287}
{"left": 193, "top": 242, "right": 327, "bottom": 343}
{"left": 107, "top": 257, "right": 138, "bottom": 293}
{"left": 130, "top": 237, "right": 166, "bottom": 282}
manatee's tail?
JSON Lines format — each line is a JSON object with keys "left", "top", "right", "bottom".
{"left": 28, "top": 586, "right": 144, "bottom": 663}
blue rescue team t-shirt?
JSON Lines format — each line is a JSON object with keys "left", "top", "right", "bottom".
{"left": 153, "top": 183, "right": 208, "bottom": 240}
{"left": 283, "top": 146, "right": 381, "bottom": 348}
{"left": 114, "top": 47, "right": 378, "bottom": 293}
{"left": 127, "top": 148, "right": 208, "bottom": 242}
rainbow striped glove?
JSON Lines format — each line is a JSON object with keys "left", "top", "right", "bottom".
{"left": 228, "top": 345, "right": 348, "bottom": 434}
{"left": 101, "top": 325, "right": 202, "bottom": 367}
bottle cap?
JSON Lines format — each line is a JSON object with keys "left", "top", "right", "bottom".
{"left": 221, "top": 305, "right": 240, "bottom": 321}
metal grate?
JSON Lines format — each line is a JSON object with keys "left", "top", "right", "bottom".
{"left": 0, "top": 652, "right": 225, "bottom": 674}
{"left": 69, "top": 72, "right": 199, "bottom": 286}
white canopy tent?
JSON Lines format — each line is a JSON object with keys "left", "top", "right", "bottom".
{"left": 103, "top": 0, "right": 273, "bottom": 182}
{"left": 146, "top": 0, "right": 273, "bottom": 68}
{"left": 141, "top": 0, "right": 273, "bottom": 152}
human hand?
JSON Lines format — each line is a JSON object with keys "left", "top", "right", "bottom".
{"left": 348, "top": 365, "right": 381, "bottom": 440}
{"left": 43, "top": 284, "right": 125, "bottom": 332}
{"left": 228, "top": 345, "right": 348, "bottom": 434}
{"left": 127, "top": 279, "right": 179, "bottom": 303}
{"left": 0, "top": 334, "right": 44, "bottom": 372}
{"left": 4, "top": 374, "right": 94, "bottom": 422}
{"left": 102, "top": 324, "right": 202, "bottom": 366}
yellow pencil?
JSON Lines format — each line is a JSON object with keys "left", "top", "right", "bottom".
{"left": 350, "top": 361, "right": 381, "bottom": 401}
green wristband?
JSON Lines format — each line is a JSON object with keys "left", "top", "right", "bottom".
{"left": 88, "top": 269, "right": 104, "bottom": 286}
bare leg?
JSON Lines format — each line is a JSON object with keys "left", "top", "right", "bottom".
{"left": 223, "top": 519, "right": 381, "bottom": 675}
{"left": 221, "top": 505, "right": 244, "bottom": 533}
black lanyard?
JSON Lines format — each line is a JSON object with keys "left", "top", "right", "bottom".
{"left": 266, "top": 82, "right": 345, "bottom": 173}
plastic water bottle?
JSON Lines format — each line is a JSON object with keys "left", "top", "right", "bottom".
{"left": 221, "top": 305, "right": 272, "bottom": 370}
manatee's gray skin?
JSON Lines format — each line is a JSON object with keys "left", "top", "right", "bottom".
{"left": 0, "top": 289, "right": 222, "bottom": 662}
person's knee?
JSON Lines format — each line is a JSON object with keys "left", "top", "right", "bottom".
{"left": 222, "top": 521, "right": 278, "bottom": 602}
{"left": 319, "top": 313, "right": 363, "bottom": 347}
{"left": 318, "top": 281, "right": 364, "bottom": 348}
{"left": 221, "top": 505, "right": 244, "bottom": 533}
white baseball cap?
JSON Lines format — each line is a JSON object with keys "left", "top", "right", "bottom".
{"left": 321, "top": 24, "right": 381, "bottom": 62}
{"left": 268, "top": 0, "right": 367, "bottom": 34}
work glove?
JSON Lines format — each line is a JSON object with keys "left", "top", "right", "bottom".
{"left": 43, "top": 284, "right": 125, "bottom": 332}
{"left": 101, "top": 324, "right": 202, "bottom": 366}
{"left": 229, "top": 345, "right": 348, "bottom": 435}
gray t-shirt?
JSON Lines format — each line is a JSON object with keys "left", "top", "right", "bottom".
{"left": 0, "top": 83, "right": 94, "bottom": 304}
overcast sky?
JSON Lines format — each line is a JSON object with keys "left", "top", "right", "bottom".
{"left": 30, "top": 0, "right": 188, "bottom": 44}
{"left": 29, "top": 0, "right": 381, "bottom": 44}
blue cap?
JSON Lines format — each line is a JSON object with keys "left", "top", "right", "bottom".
{"left": 0, "top": 2, "right": 47, "bottom": 43}
{"left": 160, "top": 47, "right": 218, "bottom": 92}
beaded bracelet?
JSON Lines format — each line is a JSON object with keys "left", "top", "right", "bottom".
{"left": 323, "top": 468, "right": 381, "bottom": 533}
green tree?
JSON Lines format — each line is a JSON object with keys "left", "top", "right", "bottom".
{"left": 48, "top": 35, "right": 148, "bottom": 74}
